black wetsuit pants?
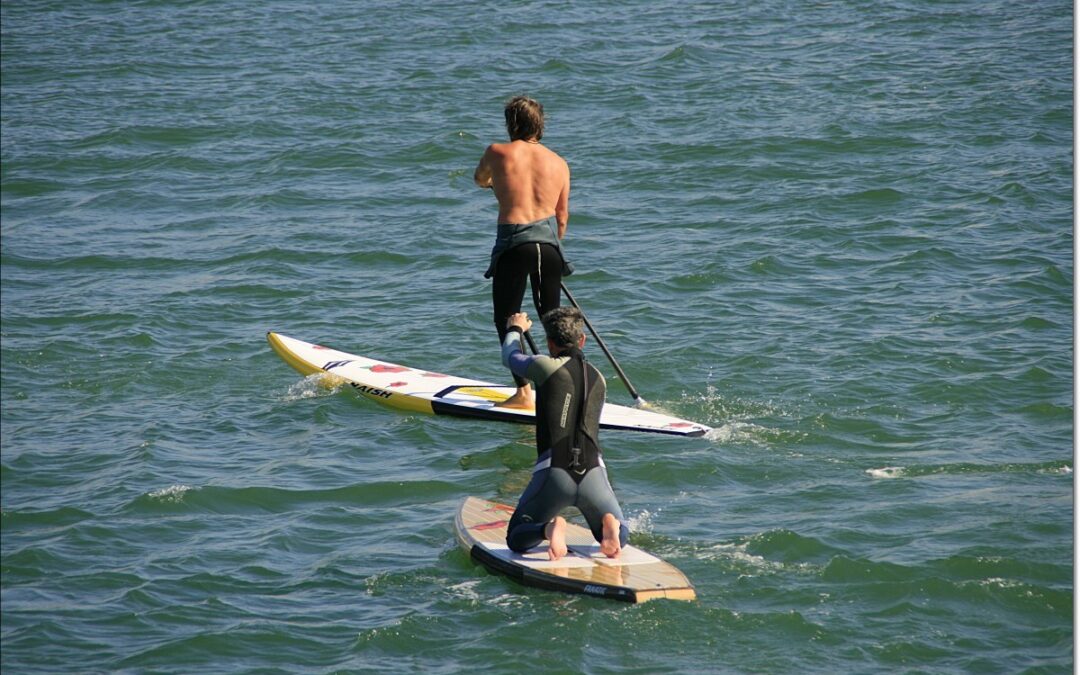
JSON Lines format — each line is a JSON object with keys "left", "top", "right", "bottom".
{"left": 492, "top": 242, "right": 562, "bottom": 386}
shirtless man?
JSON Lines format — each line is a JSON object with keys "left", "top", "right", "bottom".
{"left": 500, "top": 308, "right": 627, "bottom": 560}
{"left": 475, "top": 96, "right": 572, "bottom": 409}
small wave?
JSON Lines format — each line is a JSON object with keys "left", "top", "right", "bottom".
{"left": 1039, "top": 465, "right": 1072, "bottom": 476}
{"left": 693, "top": 541, "right": 812, "bottom": 577}
{"left": 679, "top": 385, "right": 799, "bottom": 447}
{"left": 749, "top": 254, "right": 796, "bottom": 276}
{"left": 694, "top": 541, "right": 773, "bottom": 567}
{"left": 747, "top": 529, "right": 842, "bottom": 564}
{"left": 139, "top": 480, "right": 463, "bottom": 514}
{"left": 282, "top": 373, "right": 344, "bottom": 401}
{"left": 706, "top": 421, "right": 771, "bottom": 445}
{"left": 0, "top": 506, "right": 93, "bottom": 530}
{"left": 966, "top": 577, "right": 1032, "bottom": 590}
{"left": 147, "top": 484, "right": 196, "bottom": 503}
{"left": 443, "top": 579, "right": 485, "bottom": 602}
{"left": 867, "top": 462, "right": 1071, "bottom": 479}
{"left": 625, "top": 508, "right": 655, "bottom": 534}
{"left": 846, "top": 187, "right": 907, "bottom": 203}
{"left": 866, "top": 466, "right": 907, "bottom": 479}
{"left": 822, "top": 555, "right": 916, "bottom": 583}
{"left": 539, "top": 57, "right": 572, "bottom": 73}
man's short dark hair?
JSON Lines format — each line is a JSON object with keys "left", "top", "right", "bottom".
{"left": 504, "top": 96, "right": 544, "bottom": 142}
{"left": 541, "top": 307, "right": 584, "bottom": 347}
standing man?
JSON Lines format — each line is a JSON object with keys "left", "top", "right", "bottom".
{"left": 500, "top": 308, "right": 628, "bottom": 560}
{"left": 475, "top": 96, "right": 573, "bottom": 409}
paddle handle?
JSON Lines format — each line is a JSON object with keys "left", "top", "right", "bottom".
{"left": 560, "top": 282, "right": 644, "bottom": 404}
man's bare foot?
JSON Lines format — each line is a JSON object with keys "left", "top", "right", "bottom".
{"left": 545, "top": 516, "right": 568, "bottom": 561}
{"left": 496, "top": 387, "right": 534, "bottom": 410}
{"left": 601, "top": 513, "right": 622, "bottom": 558}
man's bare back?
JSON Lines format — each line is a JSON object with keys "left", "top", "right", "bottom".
{"left": 475, "top": 140, "right": 570, "bottom": 238}
{"left": 478, "top": 95, "right": 571, "bottom": 410}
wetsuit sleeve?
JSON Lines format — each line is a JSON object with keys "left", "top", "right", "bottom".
{"left": 501, "top": 328, "right": 570, "bottom": 385}
{"left": 501, "top": 327, "right": 534, "bottom": 380}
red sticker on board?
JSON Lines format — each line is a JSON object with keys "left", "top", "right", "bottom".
{"left": 370, "top": 365, "right": 409, "bottom": 373}
{"left": 473, "top": 520, "right": 509, "bottom": 531}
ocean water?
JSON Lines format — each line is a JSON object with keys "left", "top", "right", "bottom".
{"left": 1, "top": 1, "right": 1072, "bottom": 673}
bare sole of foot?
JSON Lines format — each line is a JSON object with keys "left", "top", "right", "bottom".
{"left": 547, "top": 517, "right": 568, "bottom": 561}
{"left": 601, "top": 513, "right": 622, "bottom": 558}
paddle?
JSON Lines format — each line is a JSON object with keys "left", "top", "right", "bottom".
{"left": 523, "top": 330, "right": 540, "bottom": 355}
{"left": 560, "top": 282, "right": 648, "bottom": 407}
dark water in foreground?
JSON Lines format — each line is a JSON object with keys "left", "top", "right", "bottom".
{"left": 1, "top": 1, "right": 1072, "bottom": 672}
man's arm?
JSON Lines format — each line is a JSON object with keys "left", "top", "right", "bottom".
{"left": 555, "top": 162, "right": 570, "bottom": 238}
{"left": 502, "top": 313, "right": 568, "bottom": 387}
{"left": 474, "top": 146, "right": 494, "bottom": 188}
{"left": 501, "top": 312, "right": 534, "bottom": 378}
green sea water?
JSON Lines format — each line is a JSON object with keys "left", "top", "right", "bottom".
{"left": 1, "top": 1, "right": 1072, "bottom": 673}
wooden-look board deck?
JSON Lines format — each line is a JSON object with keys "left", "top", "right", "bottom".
{"left": 455, "top": 496, "right": 696, "bottom": 603}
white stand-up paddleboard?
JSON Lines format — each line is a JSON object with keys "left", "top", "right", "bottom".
{"left": 268, "top": 332, "right": 711, "bottom": 437}
{"left": 455, "top": 496, "right": 696, "bottom": 603}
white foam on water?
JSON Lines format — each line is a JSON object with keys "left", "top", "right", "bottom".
{"left": 282, "top": 373, "right": 343, "bottom": 402}
{"left": 444, "top": 579, "right": 485, "bottom": 601}
{"left": 705, "top": 421, "right": 769, "bottom": 445}
{"left": 866, "top": 466, "right": 907, "bottom": 479}
{"left": 969, "top": 577, "right": 1026, "bottom": 590}
{"left": 1039, "top": 465, "right": 1072, "bottom": 476}
{"left": 678, "top": 385, "right": 795, "bottom": 447}
{"left": 625, "top": 508, "right": 655, "bottom": 534}
{"left": 696, "top": 541, "right": 820, "bottom": 578}
{"left": 694, "top": 541, "right": 787, "bottom": 575}
{"left": 147, "top": 484, "right": 195, "bottom": 502}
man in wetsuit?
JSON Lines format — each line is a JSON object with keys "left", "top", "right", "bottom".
{"left": 501, "top": 308, "right": 629, "bottom": 561}
{"left": 475, "top": 96, "right": 572, "bottom": 410}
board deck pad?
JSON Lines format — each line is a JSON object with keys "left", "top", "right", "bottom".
{"left": 454, "top": 496, "right": 696, "bottom": 603}
{"left": 268, "top": 332, "right": 712, "bottom": 437}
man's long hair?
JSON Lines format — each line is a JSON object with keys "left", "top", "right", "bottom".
{"left": 504, "top": 96, "right": 544, "bottom": 142}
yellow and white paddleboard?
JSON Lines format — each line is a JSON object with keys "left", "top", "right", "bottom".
{"left": 267, "top": 332, "right": 711, "bottom": 437}
{"left": 455, "top": 496, "right": 696, "bottom": 603}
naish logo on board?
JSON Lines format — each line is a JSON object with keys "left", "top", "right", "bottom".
{"left": 351, "top": 383, "right": 392, "bottom": 399}
{"left": 582, "top": 585, "right": 607, "bottom": 596}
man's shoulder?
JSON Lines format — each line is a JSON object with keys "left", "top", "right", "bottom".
{"left": 587, "top": 362, "right": 606, "bottom": 386}
{"left": 525, "top": 353, "right": 569, "bottom": 381}
{"left": 482, "top": 143, "right": 509, "bottom": 161}
{"left": 531, "top": 353, "right": 569, "bottom": 369}
{"left": 542, "top": 145, "right": 570, "bottom": 171}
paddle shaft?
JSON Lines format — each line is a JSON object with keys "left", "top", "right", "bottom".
{"left": 560, "top": 282, "right": 644, "bottom": 403}
{"left": 523, "top": 330, "right": 539, "bottom": 355}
